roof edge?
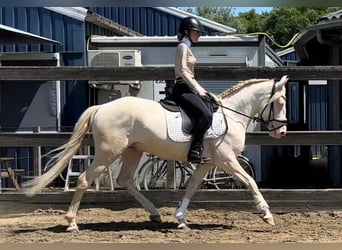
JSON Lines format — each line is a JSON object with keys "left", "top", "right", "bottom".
{"left": 45, "top": 7, "right": 88, "bottom": 21}
{"left": 0, "top": 24, "right": 60, "bottom": 44}
{"left": 154, "top": 7, "right": 236, "bottom": 34}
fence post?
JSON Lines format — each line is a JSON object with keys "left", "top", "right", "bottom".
{"left": 166, "top": 160, "right": 176, "bottom": 189}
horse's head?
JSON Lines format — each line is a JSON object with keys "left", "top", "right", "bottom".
{"left": 259, "top": 75, "right": 289, "bottom": 139}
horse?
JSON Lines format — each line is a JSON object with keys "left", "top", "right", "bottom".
{"left": 22, "top": 75, "right": 289, "bottom": 232}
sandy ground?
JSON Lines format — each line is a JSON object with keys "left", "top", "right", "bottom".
{"left": 0, "top": 204, "right": 342, "bottom": 243}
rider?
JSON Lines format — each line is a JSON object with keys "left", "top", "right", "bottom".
{"left": 172, "top": 16, "right": 213, "bottom": 164}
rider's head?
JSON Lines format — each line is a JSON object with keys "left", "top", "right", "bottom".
{"left": 178, "top": 16, "right": 205, "bottom": 44}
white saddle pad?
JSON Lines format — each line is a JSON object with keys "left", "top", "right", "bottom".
{"left": 165, "top": 108, "right": 227, "bottom": 142}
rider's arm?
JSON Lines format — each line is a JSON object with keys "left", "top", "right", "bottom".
{"left": 175, "top": 43, "right": 206, "bottom": 95}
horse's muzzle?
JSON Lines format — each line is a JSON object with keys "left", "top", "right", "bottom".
{"left": 269, "top": 125, "right": 287, "bottom": 139}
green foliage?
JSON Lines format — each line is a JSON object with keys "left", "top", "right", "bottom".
{"left": 197, "top": 7, "right": 235, "bottom": 26}
{"left": 238, "top": 9, "right": 265, "bottom": 33}
{"left": 189, "top": 7, "right": 342, "bottom": 50}
{"left": 262, "top": 7, "right": 341, "bottom": 50}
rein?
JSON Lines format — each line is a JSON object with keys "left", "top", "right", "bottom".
{"left": 211, "top": 81, "right": 287, "bottom": 132}
{"left": 216, "top": 103, "right": 265, "bottom": 123}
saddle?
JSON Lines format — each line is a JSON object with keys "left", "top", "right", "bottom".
{"left": 160, "top": 99, "right": 195, "bottom": 134}
{"left": 159, "top": 93, "right": 220, "bottom": 135}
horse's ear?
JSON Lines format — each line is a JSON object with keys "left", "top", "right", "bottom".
{"left": 268, "top": 75, "right": 289, "bottom": 103}
{"left": 274, "top": 75, "right": 289, "bottom": 91}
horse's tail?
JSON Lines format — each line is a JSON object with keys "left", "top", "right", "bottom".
{"left": 22, "top": 105, "right": 100, "bottom": 197}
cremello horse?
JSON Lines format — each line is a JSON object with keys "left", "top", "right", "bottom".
{"left": 23, "top": 75, "right": 289, "bottom": 232}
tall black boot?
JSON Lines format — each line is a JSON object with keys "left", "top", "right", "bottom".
{"left": 187, "top": 139, "right": 210, "bottom": 164}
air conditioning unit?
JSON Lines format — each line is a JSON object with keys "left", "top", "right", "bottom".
{"left": 87, "top": 49, "right": 142, "bottom": 86}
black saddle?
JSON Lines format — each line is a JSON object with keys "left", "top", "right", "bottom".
{"left": 159, "top": 93, "right": 220, "bottom": 134}
{"left": 159, "top": 99, "right": 195, "bottom": 134}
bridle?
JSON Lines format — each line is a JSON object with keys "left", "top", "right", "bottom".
{"left": 258, "top": 95, "right": 287, "bottom": 131}
{"left": 213, "top": 81, "right": 288, "bottom": 132}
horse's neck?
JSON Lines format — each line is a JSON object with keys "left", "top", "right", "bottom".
{"left": 222, "top": 81, "right": 271, "bottom": 127}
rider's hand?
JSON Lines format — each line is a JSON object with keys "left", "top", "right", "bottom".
{"left": 198, "top": 89, "right": 208, "bottom": 97}
{"left": 193, "top": 84, "right": 208, "bottom": 97}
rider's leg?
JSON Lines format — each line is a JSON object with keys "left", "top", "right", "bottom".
{"left": 180, "top": 94, "right": 213, "bottom": 163}
{"left": 187, "top": 115, "right": 212, "bottom": 163}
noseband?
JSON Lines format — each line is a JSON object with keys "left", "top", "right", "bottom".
{"left": 258, "top": 96, "right": 287, "bottom": 131}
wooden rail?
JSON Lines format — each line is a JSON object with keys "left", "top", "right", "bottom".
{"left": 0, "top": 65, "right": 340, "bottom": 187}
{"left": 0, "top": 131, "right": 341, "bottom": 147}
{"left": 0, "top": 65, "right": 342, "bottom": 81}
{"left": 0, "top": 65, "right": 340, "bottom": 148}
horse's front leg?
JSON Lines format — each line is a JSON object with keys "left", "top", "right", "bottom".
{"left": 254, "top": 193, "right": 274, "bottom": 225}
{"left": 175, "top": 162, "right": 213, "bottom": 230}
{"left": 221, "top": 157, "right": 274, "bottom": 226}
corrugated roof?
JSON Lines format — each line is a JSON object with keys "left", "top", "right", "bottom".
{"left": 318, "top": 10, "right": 342, "bottom": 22}
{"left": 85, "top": 11, "right": 143, "bottom": 36}
{"left": 46, "top": 7, "right": 236, "bottom": 36}
{"left": 294, "top": 10, "right": 342, "bottom": 59}
{"left": 46, "top": 7, "right": 143, "bottom": 36}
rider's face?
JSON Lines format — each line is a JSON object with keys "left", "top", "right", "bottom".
{"left": 189, "top": 29, "right": 201, "bottom": 43}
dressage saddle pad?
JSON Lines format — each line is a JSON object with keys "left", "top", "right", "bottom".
{"left": 163, "top": 108, "right": 228, "bottom": 142}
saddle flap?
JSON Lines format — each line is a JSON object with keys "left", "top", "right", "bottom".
{"left": 159, "top": 99, "right": 180, "bottom": 112}
{"left": 159, "top": 99, "right": 194, "bottom": 134}
{"left": 164, "top": 108, "right": 228, "bottom": 142}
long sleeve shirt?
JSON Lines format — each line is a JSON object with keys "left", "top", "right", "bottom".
{"left": 174, "top": 39, "right": 204, "bottom": 94}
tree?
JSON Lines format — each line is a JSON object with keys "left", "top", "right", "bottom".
{"left": 197, "top": 7, "right": 234, "bottom": 25}
{"left": 237, "top": 9, "right": 265, "bottom": 34}
{"left": 196, "top": 7, "right": 244, "bottom": 32}
{"left": 193, "top": 7, "right": 266, "bottom": 33}
{"left": 262, "top": 7, "right": 341, "bottom": 50}
{"left": 190, "top": 7, "right": 342, "bottom": 50}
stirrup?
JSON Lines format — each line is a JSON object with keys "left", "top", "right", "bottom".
{"left": 187, "top": 150, "right": 210, "bottom": 164}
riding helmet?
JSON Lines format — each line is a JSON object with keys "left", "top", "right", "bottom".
{"left": 179, "top": 16, "right": 205, "bottom": 34}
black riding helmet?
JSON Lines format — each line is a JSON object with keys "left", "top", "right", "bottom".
{"left": 178, "top": 16, "right": 205, "bottom": 35}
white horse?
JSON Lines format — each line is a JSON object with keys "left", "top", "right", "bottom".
{"left": 23, "top": 75, "right": 289, "bottom": 232}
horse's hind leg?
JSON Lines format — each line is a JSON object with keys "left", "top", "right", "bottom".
{"left": 117, "top": 147, "right": 161, "bottom": 222}
{"left": 65, "top": 156, "right": 115, "bottom": 232}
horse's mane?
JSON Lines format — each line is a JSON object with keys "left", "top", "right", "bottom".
{"left": 218, "top": 78, "right": 271, "bottom": 99}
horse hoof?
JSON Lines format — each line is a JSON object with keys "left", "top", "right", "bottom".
{"left": 150, "top": 214, "right": 162, "bottom": 223}
{"left": 263, "top": 217, "right": 275, "bottom": 226}
{"left": 177, "top": 223, "right": 190, "bottom": 230}
{"left": 176, "top": 218, "right": 190, "bottom": 230}
{"left": 66, "top": 226, "right": 79, "bottom": 232}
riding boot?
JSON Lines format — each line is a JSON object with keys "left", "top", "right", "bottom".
{"left": 187, "top": 137, "right": 210, "bottom": 164}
